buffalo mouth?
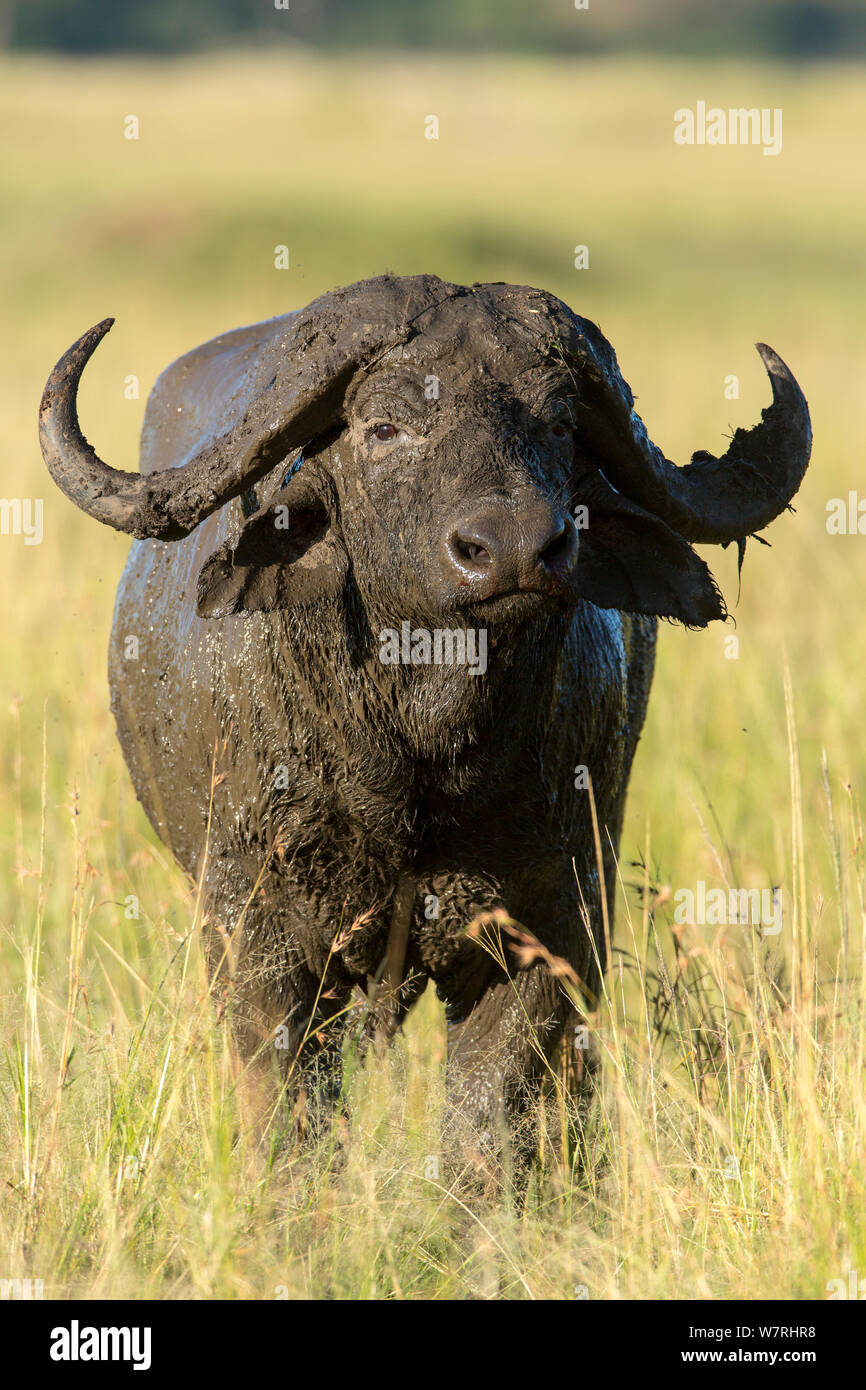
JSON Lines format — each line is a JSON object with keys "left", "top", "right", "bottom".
{"left": 449, "top": 583, "right": 577, "bottom": 625}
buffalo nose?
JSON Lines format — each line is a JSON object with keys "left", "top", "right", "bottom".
{"left": 443, "top": 504, "right": 577, "bottom": 596}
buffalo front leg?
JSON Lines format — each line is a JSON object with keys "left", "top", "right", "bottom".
{"left": 441, "top": 961, "right": 573, "bottom": 1194}
{"left": 202, "top": 869, "right": 351, "bottom": 1141}
{"left": 217, "top": 946, "right": 352, "bottom": 1142}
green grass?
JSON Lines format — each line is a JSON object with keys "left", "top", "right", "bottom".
{"left": 1, "top": 51, "right": 865, "bottom": 1299}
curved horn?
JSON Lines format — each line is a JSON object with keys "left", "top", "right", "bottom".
{"left": 569, "top": 331, "right": 812, "bottom": 545}
{"left": 38, "top": 274, "right": 459, "bottom": 541}
{"left": 38, "top": 319, "right": 330, "bottom": 541}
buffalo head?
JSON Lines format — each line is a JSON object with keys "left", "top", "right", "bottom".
{"left": 39, "top": 274, "right": 811, "bottom": 638}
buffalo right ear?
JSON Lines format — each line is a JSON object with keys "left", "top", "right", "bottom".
{"left": 570, "top": 464, "right": 727, "bottom": 627}
{"left": 575, "top": 506, "right": 726, "bottom": 627}
{"left": 196, "top": 485, "right": 347, "bottom": 619}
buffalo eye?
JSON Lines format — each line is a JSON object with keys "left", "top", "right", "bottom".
{"left": 372, "top": 422, "right": 398, "bottom": 443}
{"left": 549, "top": 418, "right": 571, "bottom": 439}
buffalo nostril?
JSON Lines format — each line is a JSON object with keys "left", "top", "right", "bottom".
{"left": 537, "top": 519, "right": 576, "bottom": 570}
{"left": 460, "top": 540, "right": 490, "bottom": 565}
{"left": 450, "top": 532, "right": 493, "bottom": 570}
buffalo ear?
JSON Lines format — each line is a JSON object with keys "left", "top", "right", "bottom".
{"left": 576, "top": 506, "right": 726, "bottom": 627}
{"left": 196, "top": 485, "right": 346, "bottom": 619}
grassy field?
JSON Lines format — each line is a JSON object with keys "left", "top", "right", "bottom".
{"left": 1, "top": 51, "right": 865, "bottom": 1300}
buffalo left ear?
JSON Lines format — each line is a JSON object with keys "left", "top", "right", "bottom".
{"left": 576, "top": 505, "right": 726, "bottom": 627}
{"left": 196, "top": 478, "right": 347, "bottom": 619}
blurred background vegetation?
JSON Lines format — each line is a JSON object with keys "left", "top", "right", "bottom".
{"left": 4, "top": 0, "right": 866, "bottom": 58}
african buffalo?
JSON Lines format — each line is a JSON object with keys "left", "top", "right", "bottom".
{"left": 39, "top": 274, "right": 811, "bottom": 1182}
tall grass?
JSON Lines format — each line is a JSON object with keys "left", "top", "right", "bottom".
{"left": 2, "top": 679, "right": 863, "bottom": 1298}
{"left": 1, "top": 52, "right": 865, "bottom": 1298}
